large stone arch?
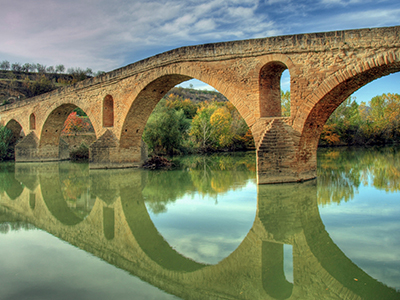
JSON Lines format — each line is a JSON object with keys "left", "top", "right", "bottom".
{"left": 294, "top": 50, "right": 400, "bottom": 134}
{"left": 291, "top": 50, "right": 400, "bottom": 178}
{"left": 119, "top": 74, "right": 191, "bottom": 149}
{"left": 118, "top": 61, "right": 258, "bottom": 149}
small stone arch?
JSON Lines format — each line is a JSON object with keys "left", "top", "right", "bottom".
{"left": 5, "top": 119, "right": 23, "bottom": 146}
{"left": 29, "top": 113, "right": 36, "bottom": 130}
{"left": 103, "top": 95, "right": 114, "bottom": 127}
{"left": 259, "top": 61, "right": 289, "bottom": 117}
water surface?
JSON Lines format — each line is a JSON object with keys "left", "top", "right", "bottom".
{"left": 0, "top": 149, "right": 399, "bottom": 300}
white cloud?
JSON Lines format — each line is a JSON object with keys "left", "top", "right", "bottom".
{"left": 1, "top": 0, "right": 399, "bottom": 72}
{"left": 0, "top": 0, "right": 281, "bottom": 71}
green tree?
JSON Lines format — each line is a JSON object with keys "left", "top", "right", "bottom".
{"left": 190, "top": 103, "right": 218, "bottom": 150}
{"left": 0, "top": 60, "right": 10, "bottom": 70}
{"left": 143, "top": 105, "right": 190, "bottom": 155}
{"left": 367, "top": 93, "right": 400, "bottom": 142}
{"left": 320, "top": 96, "right": 362, "bottom": 145}
{"left": 0, "top": 125, "right": 12, "bottom": 161}
{"left": 281, "top": 90, "right": 291, "bottom": 117}
{"left": 55, "top": 64, "right": 65, "bottom": 74}
{"left": 166, "top": 93, "right": 198, "bottom": 119}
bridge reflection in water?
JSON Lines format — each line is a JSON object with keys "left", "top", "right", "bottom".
{"left": 0, "top": 161, "right": 399, "bottom": 300}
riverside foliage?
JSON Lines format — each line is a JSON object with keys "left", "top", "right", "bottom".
{"left": 320, "top": 93, "right": 400, "bottom": 146}
{"left": 142, "top": 93, "right": 254, "bottom": 155}
{"left": 0, "top": 125, "right": 12, "bottom": 161}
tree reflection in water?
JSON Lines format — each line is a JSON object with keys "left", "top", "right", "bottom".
{"left": 317, "top": 146, "right": 400, "bottom": 205}
{"left": 143, "top": 152, "right": 256, "bottom": 214}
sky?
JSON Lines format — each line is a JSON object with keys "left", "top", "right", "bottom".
{"left": 1, "top": 0, "right": 400, "bottom": 102}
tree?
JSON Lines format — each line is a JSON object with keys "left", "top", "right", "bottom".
{"left": 46, "top": 66, "right": 55, "bottom": 73}
{"left": 55, "top": 64, "right": 65, "bottom": 74}
{"left": 36, "top": 63, "right": 46, "bottom": 73}
{"left": 190, "top": 103, "right": 218, "bottom": 150}
{"left": 11, "top": 63, "right": 22, "bottom": 72}
{"left": 0, "top": 60, "right": 10, "bottom": 70}
{"left": 210, "top": 107, "right": 232, "bottom": 147}
{"left": 0, "top": 125, "right": 12, "bottom": 161}
{"left": 281, "top": 90, "right": 291, "bottom": 117}
{"left": 21, "top": 63, "right": 31, "bottom": 72}
{"left": 62, "top": 112, "right": 94, "bottom": 134}
{"left": 23, "top": 74, "right": 55, "bottom": 97}
{"left": 165, "top": 93, "right": 198, "bottom": 119}
{"left": 367, "top": 93, "right": 400, "bottom": 142}
{"left": 85, "top": 68, "right": 93, "bottom": 76}
{"left": 320, "top": 96, "right": 362, "bottom": 145}
{"left": 143, "top": 107, "right": 190, "bottom": 155}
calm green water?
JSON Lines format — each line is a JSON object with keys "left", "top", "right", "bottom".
{"left": 0, "top": 148, "right": 399, "bottom": 300}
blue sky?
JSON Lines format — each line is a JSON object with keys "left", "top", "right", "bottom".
{"left": 1, "top": 0, "right": 399, "bottom": 102}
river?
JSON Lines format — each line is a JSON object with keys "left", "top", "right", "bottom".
{"left": 0, "top": 147, "right": 399, "bottom": 300}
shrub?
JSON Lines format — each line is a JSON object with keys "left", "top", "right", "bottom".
{"left": 0, "top": 125, "right": 12, "bottom": 161}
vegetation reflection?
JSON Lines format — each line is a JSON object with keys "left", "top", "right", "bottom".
{"left": 317, "top": 146, "right": 400, "bottom": 205}
{"left": 143, "top": 152, "right": 256, "bottom": 214}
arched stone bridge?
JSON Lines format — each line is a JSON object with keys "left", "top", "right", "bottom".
{"left": 0, "top": 26, "right": 399, "bottom": 183}
{"left": 1, "top": 164, "right": 398, "bottom": 300}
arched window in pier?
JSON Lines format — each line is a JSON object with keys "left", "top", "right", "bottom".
{"left": 29, "top": 113, "right": 36, "bottom": 130}
{"left": 103, "top": 95, "right": 114, "bottom": 127}
{"left": 259, "top": 62, "right": 290, "bottom": 117}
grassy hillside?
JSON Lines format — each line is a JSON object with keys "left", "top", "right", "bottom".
{"left": 0, "top": 70, "right": 87, "bottom": 105}
{"left": 0, "top": 71, "right": 228, "bottom": 106}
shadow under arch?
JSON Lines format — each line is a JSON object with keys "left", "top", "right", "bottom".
{"left": 39, "top": 163, "right": 93, "bottom": 226}
{"left": 120, "top": 186, "right": 207, "bottom": 272}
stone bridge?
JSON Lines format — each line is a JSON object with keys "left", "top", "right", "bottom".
{"left": 1, "top": 164, "right": 399, "bottom": 300}
{"left": 0, "top": 26, "right": 399, "bottom": 183}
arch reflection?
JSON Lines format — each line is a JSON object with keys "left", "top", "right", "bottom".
{"left": 0, "top": 152, "right": 399, "bottom": 300}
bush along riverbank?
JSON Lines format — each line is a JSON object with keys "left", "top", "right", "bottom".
{"left": 319, "top": 94, "right": 400, "bottom": 147}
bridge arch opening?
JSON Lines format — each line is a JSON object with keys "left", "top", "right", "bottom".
{"left": 29, "top": 113, "right": 36, "bottom": 130}
{"left": 40, "top": 104, "right": 95, "bottom": 161}
{"left": 120, "top": 74, "right": 192, "bottom": 149}
{"left": 281, "top": 69, "right": 291, "bottom": 117}
{"left": 5, "top": 119, "right": 23, "bottom": 146}
{"left": 259, "top": 61, "right": 290, "bottom": 118}
{"left": 120, "top": 75, "right": 255, "bottom": 156}
{"left": 5, "top": 119, "right": 24, "bottom": 160}
{"left": 299, "top": 57, "right": 400, "bottom": 152}
{"left": 103, "top": 95, "right": 114, "bottom": 127}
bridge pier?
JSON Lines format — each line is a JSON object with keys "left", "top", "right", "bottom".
{"left": 15, "top": 132, "right": 70, "bottom": 162}
{"left": 254, "top": 118, "right": 317, "bottom": 184}
{"left": 89, "top": 130, "right": 148, "bottom": 169}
